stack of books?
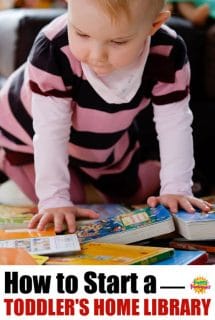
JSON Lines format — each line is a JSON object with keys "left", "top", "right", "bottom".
{"left": 0, "top": 203, "right": 212, "bottom": 265}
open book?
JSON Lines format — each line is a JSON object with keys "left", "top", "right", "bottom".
{"left": 0, "top": 234, "right": 80, "bottom": 256}
{"left": 46, "top": 242, "right": 174, "bottom": 265}
{"left": 173, "top": 207, "right": 215, "bottom": 240}
{"left": 76, "top": 204, "right": 175, "bottom": 244}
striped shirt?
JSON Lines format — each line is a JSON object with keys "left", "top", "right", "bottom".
{"left": 0, "top": 14, "right": 194, "bottom": 210}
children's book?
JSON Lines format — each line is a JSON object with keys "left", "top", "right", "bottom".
{"left": 0, "top": 227, "right": 55, "bottom": 240}
{"left": 0, "top": 248, "right": 37, "bottom": 265}
{"left": 46, "top": 242, "right": 174, "bottom": 265}
{"left": 75, "top": 204, "right": 175, "bottom": 244}
{"left": 0, "top": 234, "right": 80, "bottom": 256}
{"left": 169, "top": 238, "right": 215, "bottom": 253}
{"left": 173, "top": 207, "right": 215, "bottom": 240}
{"left": 152, "top": 249, "right": 208, "bottom": 265}
{"left": 78, "top": 204, "right": 133, "bottom": 221}
{"left": 0, "top": 204, "right": 37, "bottom": 229}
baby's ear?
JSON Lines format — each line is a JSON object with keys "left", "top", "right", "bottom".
{"left": 149, "top": 10, "right": 171, "bottom": 36}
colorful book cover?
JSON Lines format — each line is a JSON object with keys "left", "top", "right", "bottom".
{"left": 152, "top": 249, "right": 208, "bottom": 265}
{"left": 0, "top": 204, "right": 37, "bottom": 229}
{"left": 173, "top": 208, "right": 215, "bottom": 240}
{"left": 46, "top": 242, "right": 174, "bottom": 265}
{"left": 78, "top": 204, "right": 132, "bottom": 221}
{"left": 75, "top": 204, "right": 175, "bottom": 244}
{"left": 0, "top": 234, "right": 80, "bottom": 256}
{"left": 175, "top": 209, "right": 215, "bottom": 223}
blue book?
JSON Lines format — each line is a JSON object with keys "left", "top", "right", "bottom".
{"left": 76, "top": 204, "right": 175, "bottom": 244}
{"left": 152, "top": 249, "right": 208, "bottom": 265}
{"left": 173, "top": 208, "right": 215, "bottom": 240}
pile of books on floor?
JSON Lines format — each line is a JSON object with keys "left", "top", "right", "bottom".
{"left": 0, "top": 202, "right": 214, "bottom": 265}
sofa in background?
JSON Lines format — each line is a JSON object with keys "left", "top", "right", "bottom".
{"left": 0, "top": 8, "right": 65, "bottom": 87}
{"left": 0, "top": 9, "right": 215, "bottom": 195}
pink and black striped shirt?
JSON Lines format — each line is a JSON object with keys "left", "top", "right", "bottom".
{"left": 0, "top": 14, "right": 194, "bottom": 210}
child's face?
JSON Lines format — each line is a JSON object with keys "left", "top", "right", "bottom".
{"left": 67, "top": 0, "right": 166, "bottom": 75}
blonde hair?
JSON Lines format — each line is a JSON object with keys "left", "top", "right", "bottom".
{"left": 94, "top": 0, "right": 166, "bottom": 21}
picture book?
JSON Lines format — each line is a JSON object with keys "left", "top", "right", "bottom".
{"left": 0, "top": 227, "right": 56, "bottom": 240}
{"left": 45, "top": 242, "right": 174, "bottom": 265}
{"left": 169, "top": 238, "right": 215, "bottom": 253}
{"left": 0, "top": 204, "right": 37, "bottom": 229}
{"left": 75, "top": 204, "right": 175, "bottom": 244}
{"left": 173, "top": 208, "right": 215, "bottom": 240}
{"left": 152, "top": 249, "right": 208, "bottom": 265}
{"left": 78, "top": 204, "right": 134, "bottom": 221}
{"left": 0, "top": 248, "right": 37, "bottom": 265}
{"left": 0, "top": 234, "right": 80, "bottom": 256}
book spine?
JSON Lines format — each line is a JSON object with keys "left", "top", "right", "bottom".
{"left": 170, "top": 241, "right": 215, "bottom": 253}
{"left": 133, "top": 250, "right": 174, "bottom": 265}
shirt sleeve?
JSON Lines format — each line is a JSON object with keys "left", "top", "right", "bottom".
{"left": 27, "top": 30, "right": 74, "bottom": 211}
{"left": 151, "top": 34, "right": 194, "bottom": 196}
{"left": 32, "top": 93, "right": 73, "bottom": 211}
{"left": 153, "top": 97, "right": 194, "bottom": 196}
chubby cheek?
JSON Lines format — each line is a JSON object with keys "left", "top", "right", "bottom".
{"left": 111, "top": 48, "right": 139, "bottom": 69}
{"left": 69, "top": 43, "right": 87, "bottom": 63}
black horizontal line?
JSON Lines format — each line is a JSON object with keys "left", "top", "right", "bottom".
{"left": 160, "top": 286, "right": 185, "bottom": 289}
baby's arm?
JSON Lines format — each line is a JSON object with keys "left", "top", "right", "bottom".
{"left": 31, "top": 93, "right": 97, "bottom": 232}
{"left": 148, "top": 33, "right": 211, "bottom": 214}
{"left": 150, "top": 99, "right": 212, "bottom": 213}
{"left": 29, "top": 206, "right": 99, "bottom": 233}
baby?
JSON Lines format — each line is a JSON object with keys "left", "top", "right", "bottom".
{"left": 0, "top": 0, "right": 211, "bottom": 233}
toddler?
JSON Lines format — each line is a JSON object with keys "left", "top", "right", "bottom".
{"left": 0, "top": 0, "right": 211, "bottom": 232}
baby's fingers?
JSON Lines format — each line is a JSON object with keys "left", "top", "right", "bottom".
{"left": 37, "top": 213, "right": 54, "bottom": 231}
{"left": 187, "top": 197, "right": 212, "bottom": 212}
{"left": 64, "top": 213, "right": 76, "bottom": 233}
{"left": 74, "top": 208, "right": 99, "bottom": 219}
{"left": 53, "top": 213, "right": 67, "bottom": 233}
{"left": 147, "top": 196, "right": 160, "bottom": 208}
{"left": 28, "top": 212, "right": 43, "bottom": 229}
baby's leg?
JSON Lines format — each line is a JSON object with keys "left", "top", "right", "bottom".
{"left": 1, "top": 157, "right": 38, "bottom": 203}
{"left": 126, "top": 160, "right": 161, "bottom": 204}
{"left": 0, "top": 149, "right": 86, "bottom": 204}
{"left": 101, "top": 160, "right": 160, "bottom": 204}
{"left": 69, "top": 168, "right": 86, "bottom": 204}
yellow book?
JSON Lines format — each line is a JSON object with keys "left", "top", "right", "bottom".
{"left": 31, "top": 254, "right": 49, "bottom": 265}
{"left": 0, "top": 227, "right": 56, "bottom": 240}
{"left": 46, "top": 242, "right": 174, "bottom": 265}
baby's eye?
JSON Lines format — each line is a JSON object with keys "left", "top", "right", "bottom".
{"left": 111, "top": 40, "right": 128, "bottom": 45}
{"left": 77, "top": 32, "right": 89, "bottom": 38}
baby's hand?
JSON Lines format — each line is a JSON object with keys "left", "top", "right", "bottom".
{"left": 28, "top": 206, "right": 99, "bottom": 233}
{"left": 147, "top": 194, "right": 212, "bottom": 214}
